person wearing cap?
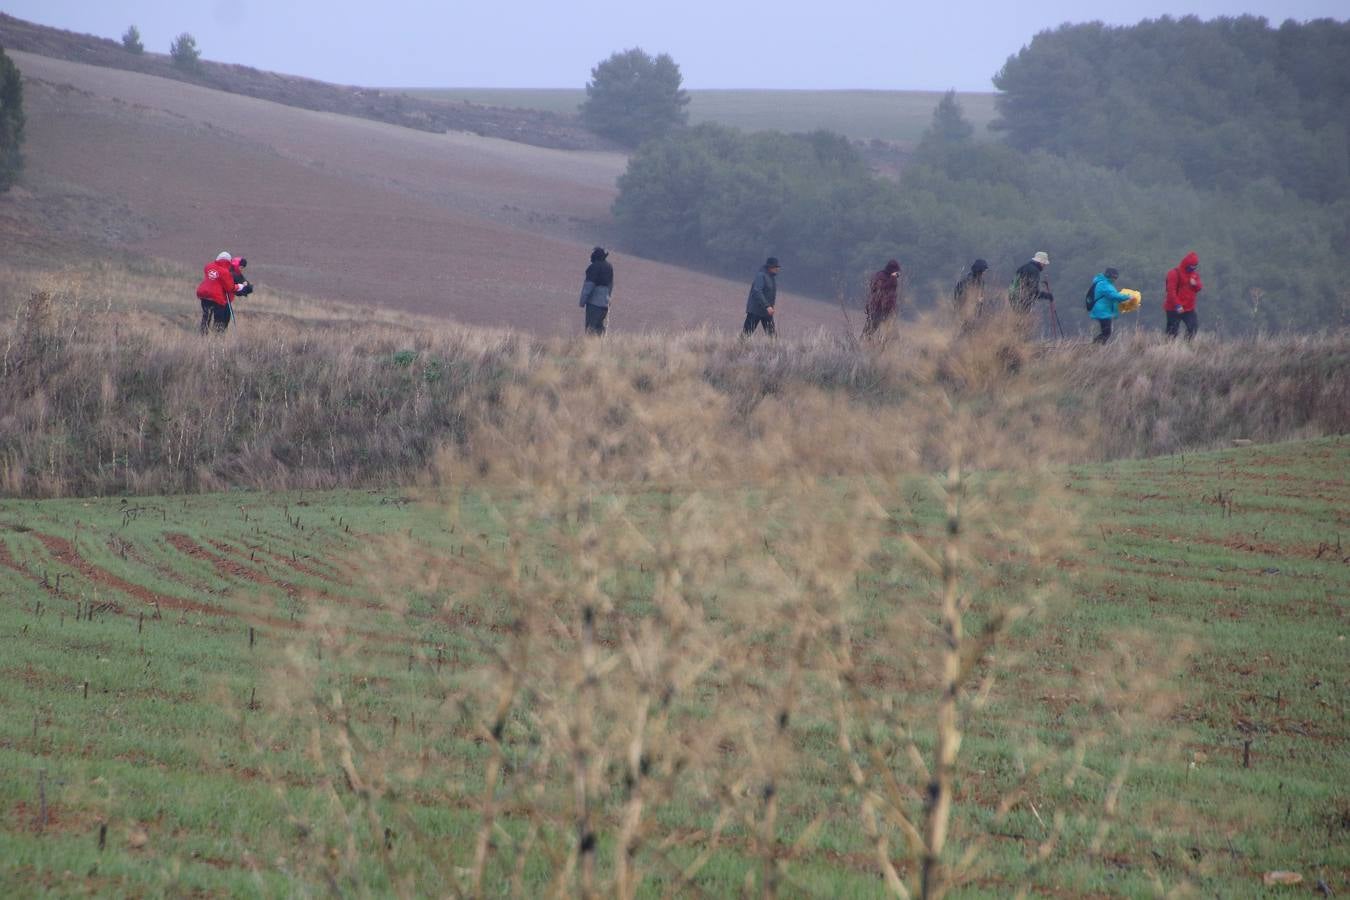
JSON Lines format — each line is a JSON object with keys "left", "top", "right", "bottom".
{"left": 1088, "top": 267, "right": 1131, "bottom": 345}
{"left": 578, "top": 246, "right": 614, "bottom": 336}
{"left": 230, "top": 256, "right": 253, "bottom": 298}
{"left": 863, "top": 259, "right": 903, "bottom": 336}
{"left": 1164, "top": 251, "right": 1203, "bottom": 340}
{"left": 196, "top": 250, "right": 242, "bottom": 334}
{"left": 953, "top": 258, "right": 989, "bottom": 327}
{"left": 743, "top": 257, "right": 780, "bottom": 338}
{"left": 1009, "top": 251, "right": 1053, "bottom": 315}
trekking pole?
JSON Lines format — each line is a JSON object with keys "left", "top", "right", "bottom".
{"left": 1048, "top": 299, "right": 1064, "bottom": 339}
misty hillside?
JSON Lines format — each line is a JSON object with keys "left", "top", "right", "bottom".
{"left": 2, "top": 51, "right": 837, "bottom": 333}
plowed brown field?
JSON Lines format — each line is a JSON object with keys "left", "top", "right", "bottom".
{"left": 5, "top": 51, "right": 838, "bottom": 334}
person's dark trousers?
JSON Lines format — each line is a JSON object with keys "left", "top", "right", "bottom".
{"left": 742, "top": 313, "right": 776, "bottom": 337}
{"left": 200, "top": 299, "right": 230, "bottom": 335}
{"left": 584, "top": 303, "right": 608, "bottom": 336}
{"left": 1165, "top": 310, "right": 1198, "bottom": 340}
{"left": 1092, "top": 317, "right": 1113, "bottom": 345}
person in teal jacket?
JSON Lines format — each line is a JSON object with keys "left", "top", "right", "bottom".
{"left": 1089, "top": 267, "right": 1130, "bottom": 345}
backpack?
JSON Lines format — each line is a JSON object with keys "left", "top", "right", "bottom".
{"left": 1084, "top": 281, "right": 1096, "bottom": 312}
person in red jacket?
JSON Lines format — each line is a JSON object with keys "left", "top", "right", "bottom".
{"left": 1164, "top": 251, "right": 1203, "bottom": 340}
{"left": 863, "top": 259, "right": 902, "bottom": 336}
{"left": 196, "top": 251, "right": 240, "bottom": 334}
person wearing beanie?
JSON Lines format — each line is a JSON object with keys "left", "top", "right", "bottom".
{"left": 1164, "top": 251, "right": 1203, "bottom": 340}
{"left": 196, "top": 250, "right": 242, "bottom": 334}
{"left": 953, "top": 258, "right": 989, "bottom": 327}
{"left": 1088, "top": 266, "right": 1131, "bottom": 344}
{"left": 863, "top": 259, "right": 903, "bottom": 336}
{"left": 743, "top": 257, "right": 781, "bottom": 338}
{"left": 1009, "top": 251, "right": 1053, "bottom": 315}
{"left": 578, "top": 246, "right": 614, "bottom": 336}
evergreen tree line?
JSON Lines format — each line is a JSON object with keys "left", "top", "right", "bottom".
{"left": 612, "top": 17, "right": 1350, "bottom": 333}
{"left": 0, "top": 46, "right": 23, "bottom": 192}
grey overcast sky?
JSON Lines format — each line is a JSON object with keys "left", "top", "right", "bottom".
{"left": 2, "top": 1, "right": 1345, "bottom": 90}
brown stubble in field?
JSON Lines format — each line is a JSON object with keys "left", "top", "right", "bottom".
{"left": 5, "top": 52, "right": 837, "bottom": 335}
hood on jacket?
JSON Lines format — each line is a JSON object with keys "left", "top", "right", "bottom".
{"left": 1180, "top": 251, "right": 1199, "bottom": 270}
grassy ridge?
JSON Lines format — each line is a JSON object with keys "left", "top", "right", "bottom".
{"left": 401, "top": 88, "right": 999, "bottom": 143}
{"left": 4, "top": 274, "right": 1347, "bottom": 498}
{"left": 0, "top": 439, "right": 1346, "bottom": 894}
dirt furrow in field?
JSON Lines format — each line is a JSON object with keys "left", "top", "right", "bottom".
{"left": 33, "top": 533, "right": 219, "bottom": 616}
{"left": 167, "top": 534, "right": 302, "bottom": 600}
{"left": 0, "top": 537, "right": 61, "bottom": 599}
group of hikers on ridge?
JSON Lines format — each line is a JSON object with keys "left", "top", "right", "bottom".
{"left": 193, "top": 245, "right": 1202, "bottom": 344}
{"left": 575, "top": 247, "right": 1205, "bottom": 344}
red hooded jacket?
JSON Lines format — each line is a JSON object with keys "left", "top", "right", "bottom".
{"left": 196, "top": 259, "right": 238, "bottom": 307}
{"left": 1165, "top": 252, "right": 1203, "bottom": 314}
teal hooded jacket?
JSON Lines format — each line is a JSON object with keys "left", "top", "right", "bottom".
{"left": 1089, "top": 273, "right": 1131, "bottom": 320}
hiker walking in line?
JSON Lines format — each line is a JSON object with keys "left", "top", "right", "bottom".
{"left": 1009, "top": 251, "right": 1053, "bottom": 314}
{"left": 578, "top": 246, "right": 614, "bottom": 336}
{"left": 1009, "top": 250, "right": 1058, "bottom": 338}
{"left": 1164, "top": 251, "right": 1202, "bottom": 340}
{"left": 863, "top": 259, "right": 902, "bottom": 336}
{"left": 197, "top": 251, "right": 243, "bottom": 335}
{"left": 1088, "top": 267, "right": 1132, "bottom": 345}
{"left": 743, "top": 257, "right": 780, "bottom": 338}
{"left": 953, "top": 258, "right": 989, "bottom": 327}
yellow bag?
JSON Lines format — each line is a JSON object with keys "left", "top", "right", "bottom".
{"left": 1118, "top": 288, "right": 1141, "bottom": 313}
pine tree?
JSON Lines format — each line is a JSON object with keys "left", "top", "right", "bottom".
{"left": 121, "top": 25, "right": 144, "bottom": 55}
{"left": 928, "top": 90, "right": 975, "bottom": 145}
{"left": 581, "top": 49, "right": 690, "bottom": 147}
{"left": 170, "top": 33, "right": 201, "bottom": 72}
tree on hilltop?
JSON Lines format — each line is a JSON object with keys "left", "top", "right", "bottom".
{"left": 170, "top": 33, "right": 201, "bottom": 72}
{"left": 581, "top": 48, "right": 690, "bottom": 147}
{"left": 122, "top": 25, "right": 144, "bottom": 55}
{"left": 911, "top": 89, "right": 980, "bottom": 169}
{"left": 928, "top": 90, "right": 975, "bottom": 145}
{"left": 0, "top": 47, "right": 24, "bottom": 192}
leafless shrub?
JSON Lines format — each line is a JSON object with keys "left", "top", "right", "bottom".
{"left": 212, "top": 307, "right": 1203, "bottom": 896}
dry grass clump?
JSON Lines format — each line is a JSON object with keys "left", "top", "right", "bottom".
{"left": 1046, "top": 329, "right": 1350, "bottom": 457}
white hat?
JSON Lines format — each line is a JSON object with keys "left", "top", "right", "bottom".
{"left": 1032, "top": 251, "right": 1050, "bottom": 266}
{"left": 216, "top": 251, "right": 232, "bottom": 261}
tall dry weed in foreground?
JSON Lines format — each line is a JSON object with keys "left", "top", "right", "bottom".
{"left": 229, "top": 319, "right": 1192, "bottom": 897}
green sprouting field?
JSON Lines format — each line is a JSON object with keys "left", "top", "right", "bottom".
{"left": 401, "top": 88, "right": 999, "bottom": 143}
{"left": 1, "top": 438, "right": 1346, "bottom": 896}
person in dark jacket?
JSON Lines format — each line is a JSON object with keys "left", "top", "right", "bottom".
{"left": 953, "top": 258, "right": 988, "bottom": 327}
{"left": 1164, "top": 251, "right": 1202, "bottom": 340}
{"left": 863, "top": 259, "right": 902, "bottom": 336}
{"left": 1009, "top": 251, "right": 1052, "bottom": 314}
{"left": 578, "top": 247, "right": 614, "bottom": 335}
{"left": 230, "top": 256, "right": 253, "bottom": 298}
{"left": 743, "top": 257, "right": 780, "bottom": 337}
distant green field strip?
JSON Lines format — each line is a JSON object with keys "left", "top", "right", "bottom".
{"left": 400, "top": 88, "right": 999, "bottom": 142}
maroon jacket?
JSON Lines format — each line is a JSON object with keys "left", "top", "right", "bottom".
{"left": 1165, "top": 252, "right": 1203, "bottom": 314}
{"left": 866, "top": 260, "right": 902, "bottom": 321}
